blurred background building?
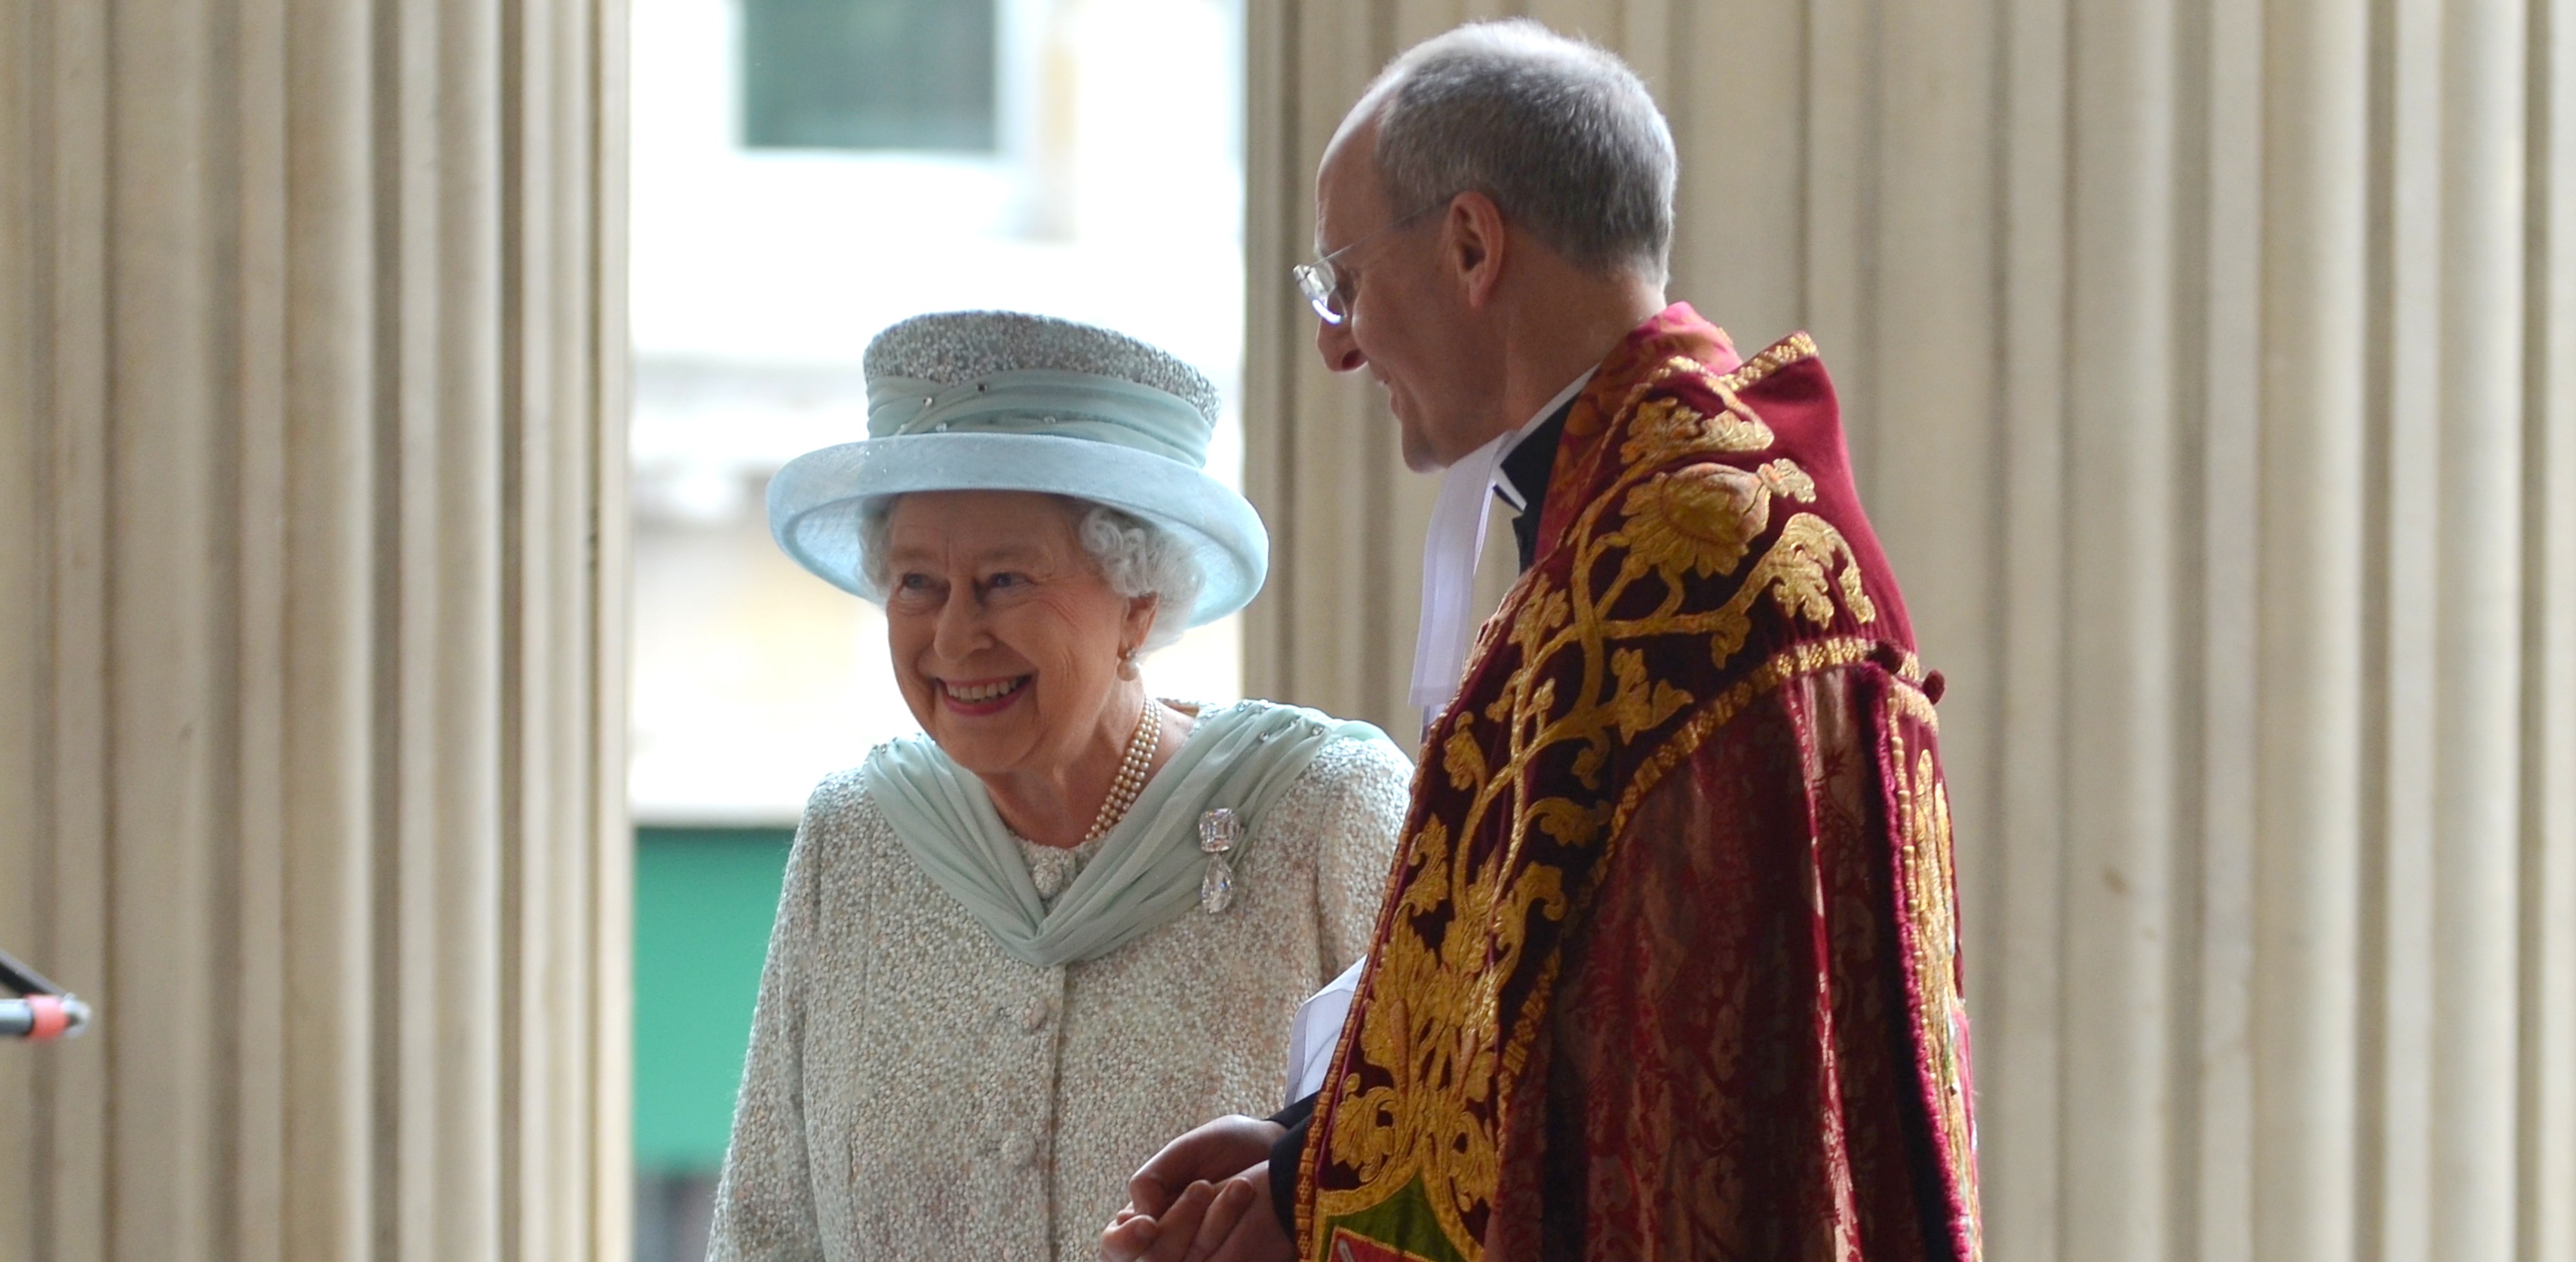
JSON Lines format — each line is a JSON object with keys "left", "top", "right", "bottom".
{"left": 624, "top": 0, "right": 1246, "bottom": 1254}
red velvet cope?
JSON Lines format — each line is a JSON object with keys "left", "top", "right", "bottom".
{"left": 1300, "top": 306, "right": 1979, "bottom": 1262}
{"left": 1483, "top": 670, "right": 1973, "bottom": 1262}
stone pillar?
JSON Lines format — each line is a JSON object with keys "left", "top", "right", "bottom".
{"left": 0, "top": 0, "right": 630, "bottom": 1258}
{"left": 2527, "top": 12, "right": 2576, "bottom": 1260}
{"left": 1242, "top": 0, "right": 2576, "bottom": 1257}
{"left": 2250, "top": 2, "right": 2369, "bottom": 1260}
{"left": 2429, "top": 5, "right": 2530, "bottom": 1260}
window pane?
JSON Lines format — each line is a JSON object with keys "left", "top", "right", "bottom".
{"left": 741, "top": 0, "right": 997, "bottom": 151}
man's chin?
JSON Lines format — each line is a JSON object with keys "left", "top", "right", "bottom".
{"left": 1395, "top": 420, "right": 1448, "bottom": 473}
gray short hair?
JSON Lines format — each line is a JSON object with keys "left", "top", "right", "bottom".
{"left": 858, "top": 496, "right": 1204, "bottom": 652}
{"left": 1348, "top": 20, "right": 1675, "bottom": 281}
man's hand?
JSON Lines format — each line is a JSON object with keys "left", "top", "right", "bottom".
{"left": 1101, "top": 1162, "right": 1294, "bottom": 1262}
{"left": 1122, "top": 1115, "right": 1284, "bottom": 1217}
{"left": 1101, "top": 1116, "right": 1288, "bottom": 1262}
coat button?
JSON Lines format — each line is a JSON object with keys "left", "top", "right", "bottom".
{"left": 1000, "top": 1133, "right": 1036, "bottom": 1167}
{"left": 1021, "top": 996, "right": 1052, "bottom": 1032}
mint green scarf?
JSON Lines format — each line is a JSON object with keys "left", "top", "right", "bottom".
{"left": 864, "top": 699, "right": 1401, "bottom": 968}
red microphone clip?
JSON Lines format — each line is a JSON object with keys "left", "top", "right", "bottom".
{"left": 0, "top": 947, "right": 92, "bottom": 1042}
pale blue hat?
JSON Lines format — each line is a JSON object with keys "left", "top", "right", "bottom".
{"left": 766, "top": 311, "right": 1267, "bottom": 626}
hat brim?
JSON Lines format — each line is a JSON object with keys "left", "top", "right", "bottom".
{"left": 765, "top": 432, "right": 1269, "bottom": 627}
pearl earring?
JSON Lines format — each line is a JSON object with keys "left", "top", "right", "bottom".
{"left": 1117, "top": 649, "right": 1141, "bottom": 681}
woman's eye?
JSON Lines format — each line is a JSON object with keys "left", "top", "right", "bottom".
{"left": 986, "top": 572, "right": 1025, "bottom": 590}
{"left": 895, "top": 573, "right": 934, "bottom": 592}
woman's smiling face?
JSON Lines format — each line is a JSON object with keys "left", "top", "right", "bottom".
{"left": 879, "top": 490, "right": 1155, "bottom": 781}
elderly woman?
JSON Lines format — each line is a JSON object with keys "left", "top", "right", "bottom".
{"left": 707, "top": 312, "right": 1410, "bottom": 1260}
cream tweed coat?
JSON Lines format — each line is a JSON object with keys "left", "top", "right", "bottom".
{"left": 705, "top": 732, "right": 1411, "bottom": 1262}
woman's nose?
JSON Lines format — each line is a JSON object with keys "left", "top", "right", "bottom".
{"left": 931, "top": 590, "right": 989, "bottom": 657}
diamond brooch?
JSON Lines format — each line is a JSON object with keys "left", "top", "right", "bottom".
{"left": 1198, "top": 808, "right": 1242, "bottom": 913}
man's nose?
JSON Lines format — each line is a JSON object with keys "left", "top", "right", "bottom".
{"left": 1315, "top": 317, "right": 1367, "bottom": 373}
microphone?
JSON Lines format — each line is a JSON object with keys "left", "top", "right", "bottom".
{"left": 0, "top": 995, "right": 89, "bottom": 1041}
{"left": 0, "top": 945, "right": 93, "bottom": 1043}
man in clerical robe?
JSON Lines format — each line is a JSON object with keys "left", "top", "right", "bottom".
{"left": 1104, "top": 19, "right": 1981, "bottom": 1262}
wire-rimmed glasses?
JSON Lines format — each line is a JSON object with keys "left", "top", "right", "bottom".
{"left": 1291, "top": 201, "right": 1448, "bottom": 325}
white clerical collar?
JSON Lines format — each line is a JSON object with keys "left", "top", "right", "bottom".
{"left": 1409, "top": 367, "right": 1601, "bottom": 732}
{"left": 1492, "top": 368, "right": 1596, "bottom": 511}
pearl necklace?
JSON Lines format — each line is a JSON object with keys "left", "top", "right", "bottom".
{"left": 1083, "top": 699, "right": 1162, "bottom": 842}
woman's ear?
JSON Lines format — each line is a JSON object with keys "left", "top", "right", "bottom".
{"left": 1123, "top": 593, "right": 1162, "bottom": 650}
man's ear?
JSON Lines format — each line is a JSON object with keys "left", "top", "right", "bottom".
{"left": 1442, "top": 191, "right": 1510, "bottom": 309}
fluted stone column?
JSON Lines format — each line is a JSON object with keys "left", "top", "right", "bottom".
{"left": 0, "top": 0, "right": 631, "bottom": 1259}
{"left": 1244, "top": 0, "right": 2576, "bottom": 1257}
{"left": 2529, "top": 12, "right": 2576, "bottom": 1259}
{"left": 2431, "top": 7, "right": 2530, "bottom": 1260}
{"left": 2059, "top": 2, "right": 2182, "bottom": 1256}
{"left": 2250, "top": 2, "right": 2369, "bottom": 1260}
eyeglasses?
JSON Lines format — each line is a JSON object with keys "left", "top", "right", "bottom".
{"left": 1291, "top": 200, "right": 1448, "bottom": 325}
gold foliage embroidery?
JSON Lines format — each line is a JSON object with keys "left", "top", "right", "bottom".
{"left": 1693, "top": 513, "right": 1880, "bottom": 665}
{"left": 1755, "top": 458, "right": 1815, "bottom": 502}
{"left": 1889, "top": 707, "right": 1981, "bottom": 1260}
{"left": 1442, "top": 723, "right": 1487, "bottom": 791}
{"left": 1610, "top": 649, "right": 1693, "bottom": 738}
{"left": 1506, "top": 585, "right": 1571, "bottom": 662}
{"left": 1618, "top": 464, "right": 1772, "bottom": 579}
{"left": 1713, "top": 330, "right": 1819, "bottom": 390}
{"left": 1617, "top": 392, "right": 1775, "bottom": 468}
{"left": 1331, "top": 806, "right": 1506, "bottom": 1245}
{"left": 1612, "top": 455, "right": 1822, "bottom": 585}
{"left": 1524, "top": 797, "right": 1608, "bottom": 849}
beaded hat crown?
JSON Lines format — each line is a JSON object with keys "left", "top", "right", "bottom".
{"left": 863, "top": 311, "right": 1223, "bottom": 424}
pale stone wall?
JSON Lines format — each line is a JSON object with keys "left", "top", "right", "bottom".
{"left": 0, "top": 1, "right": 631, "bottom": 1259}
{"left": 1242, "top": 2, "right": 2576, "bottom": 1259}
